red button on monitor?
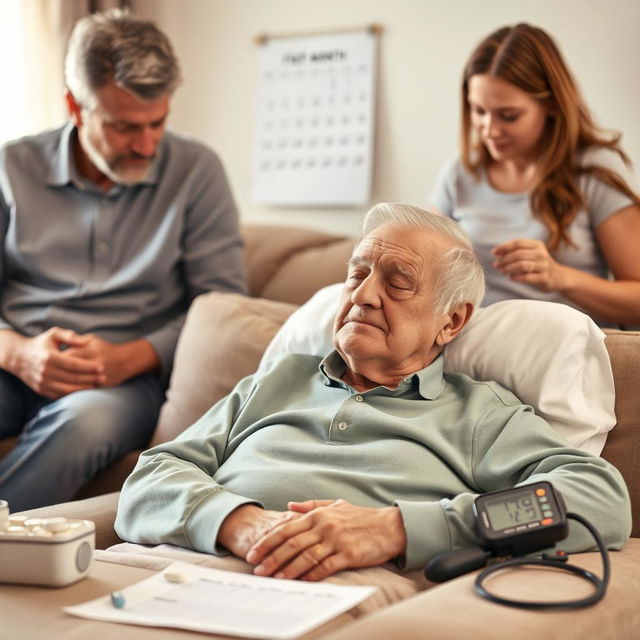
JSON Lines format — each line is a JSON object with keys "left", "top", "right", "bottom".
{"left": 541, "top": 517, "right": 554, "bottom": 526}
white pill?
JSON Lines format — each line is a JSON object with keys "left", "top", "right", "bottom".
{"left": 164, "top": 571, "right": 187, "bottom": 584}
{"left": 42, "top": 517, "right": 69, "bottom": 533}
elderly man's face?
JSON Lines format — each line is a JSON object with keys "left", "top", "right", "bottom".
{"left": 333, "top": 222, "right": 455, "bottom": 389}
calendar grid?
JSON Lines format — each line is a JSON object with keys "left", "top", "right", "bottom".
{"left": 252, "top": 29, "right": 377, "bottom": 206}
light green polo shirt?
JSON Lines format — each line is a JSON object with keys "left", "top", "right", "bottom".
{"left": 115, "top": 352, "right": 631, "bottom": 570}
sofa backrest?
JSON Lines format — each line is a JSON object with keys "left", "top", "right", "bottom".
{"left": 242, "top": 224, "right": 355, "bottom": 304}
{"left": 601, "top": 330, "right": 640, "bottom": 537}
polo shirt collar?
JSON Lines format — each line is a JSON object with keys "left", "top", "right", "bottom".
{"left": 319, "top": 350, "right": 446, "bottom": 400}
{"left": 415, "top": 354, "right": 446, "bottom": 399}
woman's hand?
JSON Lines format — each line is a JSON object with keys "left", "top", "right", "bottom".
{"left": 491, "top": 238, "right": 570, "bottom": 292}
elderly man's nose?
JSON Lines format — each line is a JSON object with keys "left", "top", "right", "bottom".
{"left": 351, "top": 276, "right": 381, "bottom": 307}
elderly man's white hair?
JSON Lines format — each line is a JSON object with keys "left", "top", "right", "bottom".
{"left": 65, "top": 8, "right": 181, "bottom": 109}
{"left": 362, "top": 203, "right": 485, "bottom": 315}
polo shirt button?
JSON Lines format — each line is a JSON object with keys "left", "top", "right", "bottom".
{"left": 337, "top": 421, "right": 348, "bottom": 431}
{"left": 355, "top": 395, "right": 364, "bottom": 402}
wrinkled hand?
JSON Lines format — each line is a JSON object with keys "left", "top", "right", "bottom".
{"left": 492, "top": 238, "right": 569, "bottom": 292}
{"left": 246, "top": 499, "right": 407, "bottom": 582}
{"left": 218, "top": 504, "right": 301, "bottom": 560}
{"left": 16, "top": 327, "right": 105, "bottom": 399}
{"left": 64, "top": 333, "right": 130, "bottom": 388}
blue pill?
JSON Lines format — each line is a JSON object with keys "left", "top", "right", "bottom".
{"left": 110, "top": 591, "right": 126, "bottom": 609}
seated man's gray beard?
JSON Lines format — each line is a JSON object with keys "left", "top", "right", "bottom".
{"left": 84, "top": 137, "right": 153, "bottom": 185}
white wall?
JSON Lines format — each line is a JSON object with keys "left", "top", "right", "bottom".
{"left": 137, "top": 0, "right": 640, "bottom": 235}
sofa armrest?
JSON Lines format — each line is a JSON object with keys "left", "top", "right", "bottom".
{"left": 16, "top": 492, "right": 121, "bottom": 550}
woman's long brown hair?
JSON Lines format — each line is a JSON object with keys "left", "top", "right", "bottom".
{"left": 461, "top": 23, "right": 640, "bottom": 251}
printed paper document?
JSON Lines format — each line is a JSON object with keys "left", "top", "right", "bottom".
{"left": 64, "top": 560, "right": 377, "bottom": 639}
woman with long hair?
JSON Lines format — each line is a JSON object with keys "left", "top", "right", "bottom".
{"left": 430, "top": 23, "right": 640, "bottom": 326}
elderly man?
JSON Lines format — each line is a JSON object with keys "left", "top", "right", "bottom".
{"left": 115, "top": 204, "right": 630, "bottom": 581}
{"left": 0, "top": 9, "right": 246, "bottom": 510}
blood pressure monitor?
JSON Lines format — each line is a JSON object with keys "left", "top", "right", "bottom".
{"left": 473, "top": 481, "right": 568, "bottom": 556}
{"left": 424, "top": 481, "right": 610, "bottom": 609}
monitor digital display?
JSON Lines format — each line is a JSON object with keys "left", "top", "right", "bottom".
{"left": 485, "top": 490, "right": 543, "bottom": 531}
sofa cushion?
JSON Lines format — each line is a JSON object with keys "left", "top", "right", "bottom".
{"left": 151, "top": 292, "right": 296, "bottom": 446}
{"left": 324, "top": 539, "right": 640, "bottom": 640}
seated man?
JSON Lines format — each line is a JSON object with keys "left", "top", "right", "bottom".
{"left": 115, "top": 203, "right": 631, "bottom": 581}
{"left": 0, "top": 9, "right": 246, "bottom": 510}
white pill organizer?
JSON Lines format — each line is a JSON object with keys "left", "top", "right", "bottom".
{"left": 0, "top": 500, "right": 95, "bottom": 587}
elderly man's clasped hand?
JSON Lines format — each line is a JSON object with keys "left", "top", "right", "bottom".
{"left": 220, "top": 499, "right": 407, "bottom": 581}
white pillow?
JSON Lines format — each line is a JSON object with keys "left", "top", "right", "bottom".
{"left": 261, "top": 284, "right": 615, "bottom": 455}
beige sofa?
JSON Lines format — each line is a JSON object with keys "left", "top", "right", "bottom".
{"left": 15, "top": 224, "right": 640, "bottom": 638}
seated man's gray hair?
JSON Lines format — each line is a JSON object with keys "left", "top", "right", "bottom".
{"left": 363, "top": 203, "right": 485, "bottom": 314}
{"left": 64, "top": 8, "right": 181, "bottom": 109}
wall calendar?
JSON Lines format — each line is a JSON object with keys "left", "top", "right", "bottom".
{"left": 252, "top": 27, "right": 378, "bottom": 207}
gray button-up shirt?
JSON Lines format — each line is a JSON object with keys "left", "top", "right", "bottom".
{"left": 0, "top": 123, "right": 247, "bottom": 375}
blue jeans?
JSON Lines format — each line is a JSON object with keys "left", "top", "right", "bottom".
{"left": 0, "top": 371, "right": 165, "bottom": 511}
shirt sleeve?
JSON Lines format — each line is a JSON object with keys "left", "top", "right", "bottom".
{"left": 142, "top": 149, "right": 247, "bottom": 376}
{"left": 579, "top": 146, "right": 640, "bottom": 227}
{"left": 143, "top": 315, "right": 184, "bottom": 380}
{"left": 428, "top": 157, "right": 458, "bottom": 217}
{"left": 114, "top": 371, "right": 261, "bottom": 554}
{"left": 396, "top": 400, "right": 631, "bottom": 570}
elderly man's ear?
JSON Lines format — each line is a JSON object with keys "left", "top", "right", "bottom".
{"left": 435, "top": 302, "right": 474, "bottom": 347}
